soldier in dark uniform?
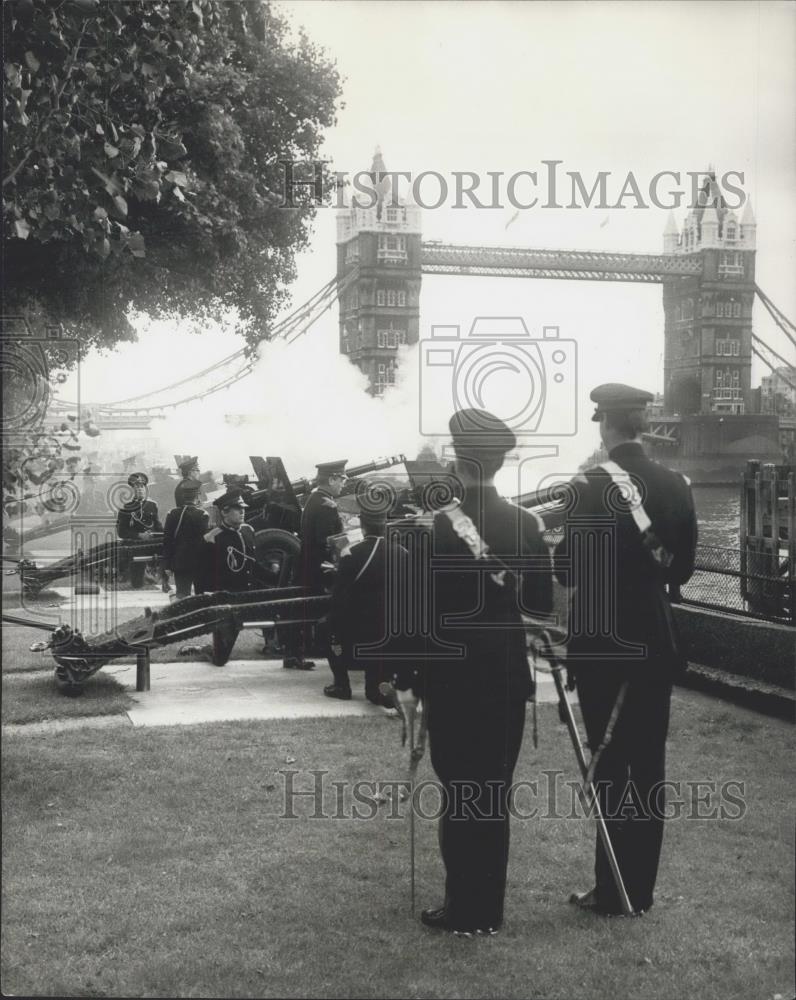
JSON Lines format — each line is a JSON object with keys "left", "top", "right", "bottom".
{"left": 175, "top": 456, "right": 200, "bottom": 507}
{"left": 554, "top": 383, "right": 697, "bottom": 917}
{"left": 116, "top": 472, "right": 162, "bottom": 589}
{"left": 202, "top": 491, "right": 258, "bottom": 593}
{"left": 326, "top": 497, "right": 410, "bottom": 702}
{"left": 283, "top": 460, "right": 347, "bottom": 671}
{"left": 395, "top": 409, "right": 553, "bottom": 936}
{"left": 162, "top": 480, "right": 209, "bottom": 599}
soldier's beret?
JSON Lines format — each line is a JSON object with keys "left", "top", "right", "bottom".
{"left": 449, "top": 408, "right": 516, "bottom": 455}
{"left": 127, "top": 472, "right": 148, "bottom": 487}
{"left": 214, "top": 490, "right": 249, "bottom": 510}
{"left": 590, "top": 383, "right": 654, "bottom": 422}
{"left": 316, "top": 460, "right": 348, "bottom": 478}
{"left": 178, "top": 456, "right": 199, "bottom": 476}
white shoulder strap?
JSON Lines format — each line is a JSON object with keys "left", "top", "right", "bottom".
{"left": 599, "top": 461, "right": 652, "bottom": 534}
{"left": 174, "top": 506, "right": 187, "bottom": 537}
{"left": 353, "top": 536, "right": 382, "bottom": 583}
{"left": 440, "top": 501, "right": 506, "bottom": 587}
{"left": 598, "top": 461, "right": 676, "bottom": 570}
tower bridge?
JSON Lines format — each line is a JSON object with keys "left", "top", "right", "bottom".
{"left": 336, "top": 148, "right": 793, "bottom": 475}
{"left": 418, "top": 243, "right": 703, "bottom": 282}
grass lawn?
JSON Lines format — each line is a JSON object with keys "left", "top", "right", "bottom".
{"left": 2, "top": 691, "right": 793, "bottom": 999}
{"left": 1, "top": 625, "right": 134, "bottom": 725}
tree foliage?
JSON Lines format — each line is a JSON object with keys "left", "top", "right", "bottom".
{"left": 2, "top": 0, "right": 342, "bottom": 352}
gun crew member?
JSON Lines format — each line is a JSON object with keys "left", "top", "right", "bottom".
{"left": 116, "top": 472, "right": 162, "bottom": 589}
{"left": 283, "top": 459, "right": 346, "bottom": 671}
{"left": 325, "top": 495, "right": 410, "bottom": 704}
{"left": 555, "top": 383, "right": 697, "bottom": 917}
{"left": 162, "top": 480, "right": 209, "bottom": 599}
{"left": 175, "top": 456, "right": 200, "bottom": 507}
{"left": 203, "top": 491, "right": 258, "bottom": 594}
{"left": 396, "top": 409, "right": 553, "bottom": 937}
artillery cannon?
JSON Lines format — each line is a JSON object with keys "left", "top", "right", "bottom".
{"left": 16, "top": 456, "right": 575, "bottom": 694}
{"left": 26, "top": 585, "right": 332, "bottom": 693}
{"left": 9, "top": 454, "right": 409, "bottom": 596}
{"left": 219, "top": 454, "right": 408, "bottom": 588}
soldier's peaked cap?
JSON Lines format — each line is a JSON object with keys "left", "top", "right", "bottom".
{"left": 214, "top": 490, "right": 249, "bottom": 510}
{"left": 355, "top": 488, "right": 389, "bottom": 523}
{"left": 449, "top": 408, "right": 516, "bottom": 454}
{"left": 590, "top": 383, "right": 654, "bottom": 422}
{"left": 316, "top": 460, "right": 347, "bottom": 477}
{"left": 127, "top": 471, "right": 149, "bottom": 487}
{"left": 178, "top": 456, "right": 199, "bottom": 475}
{"left": 175, "top": 480, "right": 200, "bottom": 500}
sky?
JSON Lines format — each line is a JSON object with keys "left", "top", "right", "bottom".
{"left": 61, "top": 0, "right": 796, "bottom": 490}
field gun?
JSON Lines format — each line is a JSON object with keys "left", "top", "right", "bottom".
{"left": 12, "top": 534, "right": 166, "bottom": 597}
{"left": 27, "top": 585, "right": 331, "bottom": 692}
{"left": 220, "top": 454, "right": 408, "bottom": 587}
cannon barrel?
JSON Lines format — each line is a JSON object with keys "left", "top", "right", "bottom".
{"left": 292, "top": 454, "right": 407, "bottom": 495}
{"left": 510, "top": 483, "right": 575, "bottom": 529}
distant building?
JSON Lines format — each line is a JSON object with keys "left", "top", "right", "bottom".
{"left": 760, "top": 365, "right": 796, "bottom": 417}
{"left": 336, "top": 147, "right": 422, "bottom": 395}
{"left": 661, "top": 170, "right": 756, "bottom": 417}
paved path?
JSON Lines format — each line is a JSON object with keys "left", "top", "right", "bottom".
{"left": 6, "top": 584, "right": 568, "bottom": 732}
{"left": 105, "top": 656, "right": 563, "bottom": 728}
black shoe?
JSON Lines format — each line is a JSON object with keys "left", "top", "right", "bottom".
{"left": 420, "top": 907, "right": 449, "bottom": 930}
{"left": 569, "top": 887, "right": 600, "bottom": 911}
{"left": 569, "top": 887, "right": 637, "bottom": 917}
{"left": 422, "top": 907, "right": 499, "bottom": 935}
{"left": 323, "top": 684, "right": 352, "bottom": 700}
{"left": 283, "top": 657, "right": 316, "bottom": 670}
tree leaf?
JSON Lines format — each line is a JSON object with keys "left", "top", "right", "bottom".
{"left": 129, "top": 232, "right": 146, "bottom": 258}
{"left": 104, "top": 142, "right": 120, "bottom": 158}
{"left": 14, "top": 219, "right": 31, "bottom": 239}
{"left": 112, "top": 194, "right": 128, "bottom": 218}
{"left": 90, "top": 166, "right": 123, "bottom": 196}
{"left": 24, "top": 50, "right": 40, "bottom": 73}
{"left": 165, "top": 170, "right": 187, "bottom": 187}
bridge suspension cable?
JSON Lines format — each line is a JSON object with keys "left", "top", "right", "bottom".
{"left": 751, "top": 334, "right": 796, "bottom": 393}
{"left": 52, "top": 272, "right": 355, "bottom": 415}
{"left": 755, "top": 284, "right": 796, "bottom": 350}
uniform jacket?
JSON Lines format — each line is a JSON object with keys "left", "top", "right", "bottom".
{"left": 203, "top": 522, "right": 258, "bottom": 593}
{"left": 299, "top": 487, "right": 343, "bottom": 592}
{"left": 402, "top": 485, "right": 553, "bottom": 701}
{"left": 116, "top": 499, "right": 162, "bottom": 539}
{"left": 330, "top": 534, "right": 410, "bottom": 667}
{"left": 553, "top": 440, "right": 697, "bottom": 674}
{"left": 162, "top": 504, "right": 210, "bottom": 575}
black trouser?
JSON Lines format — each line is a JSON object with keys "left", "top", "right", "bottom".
{"left": 283, "top": 584, "right": 325, "bottom": 666}
{"left": 575, "top": 666, "right": 672, "bottom": 914}
{"left": 427, "top": 688, "right": 527, "bottom": 931}
{"left": 328, "top": 654, "right": 389, "bottom": 701}
{"left": 129, "top": 559, "right": 146, "bottom": 589}
{"left": 174, "top": 571, "right": 202, "bottom": 600}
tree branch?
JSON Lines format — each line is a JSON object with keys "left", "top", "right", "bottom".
{"left": 3, "top": 19, "right": 93, "bottom": 188}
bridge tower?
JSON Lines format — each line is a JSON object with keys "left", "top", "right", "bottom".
{"left": 336, "top": 147, "right": 422, "bottom": 395}
{"left": 661, "top": 172, "right": 757, "bottom": 416}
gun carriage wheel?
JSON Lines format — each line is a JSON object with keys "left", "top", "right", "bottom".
{"left": 253, "top": 528, "right": 301, "bottom": 588}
